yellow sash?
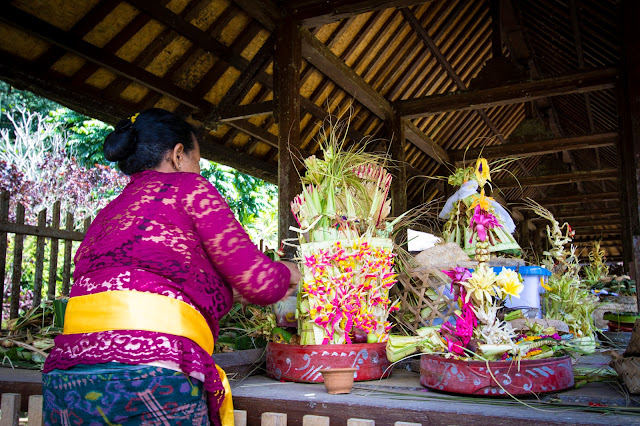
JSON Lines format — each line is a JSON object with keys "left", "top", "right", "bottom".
{"left": 63, "top": 290, "right": 234, "bottom": 426}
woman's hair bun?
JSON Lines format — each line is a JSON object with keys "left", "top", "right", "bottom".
{"left": 104, "top": 118, "right": 138, "bottom": 162}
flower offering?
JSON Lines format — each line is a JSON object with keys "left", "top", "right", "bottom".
{"left": 288, "top": 115, "right": 401, "bottom": 345}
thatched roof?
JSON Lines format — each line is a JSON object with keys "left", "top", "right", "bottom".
{"left": 0, "top": 0, "right": 628, "bottom": 261}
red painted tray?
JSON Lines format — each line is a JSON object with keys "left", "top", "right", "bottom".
{"left": 266, "top": 342, "right": 392, "bottom": 383}
{"left": 420, "top": 354, "right": 574, "bottom": 395}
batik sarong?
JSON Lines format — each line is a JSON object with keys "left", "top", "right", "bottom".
{"left": 42, "top": 363, "right": 210, "bottom": 425}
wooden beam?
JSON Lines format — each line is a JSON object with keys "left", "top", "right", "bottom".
{"left": 201, "top": 36, "right": 274, "bottom": 128}
{"left": 494, "top": 168, "right": 618, "bottom": 189}
{"left": 231, "top": 0, "right": 372, "bottom": 144}
{"left": 394, "top": 68, "right": 617, "bottom": 118}
{"left": 552, "top": 208, "right": 620, "bottom": 220}
{"left": 217, "top": 101, "right": 274, "bottom": 122}
{"left": 449, "top": 132, "right": 618, "bottom": 163}
{"left": 0, "top": 50, "right": 279, "bottom": 184}
{"left": 199, "top": 136, "right": 278, "bottom": 184}
{"left": 404, "top": 120, "right": 449, "bottom": 165}
{"left": 232, "top": 0, "right": 281, "bottom": 31}
{"left": 127, "top": 0, "right": 249, "bottom": 72}
{"left": 530, "top": 191, "right": 619, "bottom": 206}
{"left": 299, "top": 28, "right": 394, "bottom": 120}
{"left": 401, "top": 6, "right": 545, "bottom": 199}
{"left": 0, "top": 52, "right": 136, "bottom": 125}
{"left": 227, "top": 120, "right": 278, "bottom": 149}
{"left": 561, "top": 218, "right": 622, "bottom": 228}
{"left": 1, "top": 5, "right": 207, "bottom": 111}
{"left": 291, "top": 0, "right": 433, "bottom": 27}
{"left": 275, "top": 16, "right": 302, "bottom": 258}
{"left": 618, "top": 0, "right": 640, "bottom": 293}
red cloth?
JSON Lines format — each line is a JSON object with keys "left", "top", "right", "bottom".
{"left": 44, "top": 170, "right": 290, "bottom": 420}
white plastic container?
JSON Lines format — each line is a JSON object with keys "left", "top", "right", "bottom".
{"left": 502, "top": 266, "right": 552, "bottom": 318}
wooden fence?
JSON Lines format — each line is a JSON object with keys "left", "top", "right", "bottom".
{"left": 0, "top": 393, "right": 422, "bottom": 426}
{"left": 0, "top": 192, "right": 91, "bottom": 320}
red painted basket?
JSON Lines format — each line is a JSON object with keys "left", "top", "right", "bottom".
{"left": 266, "top": 342, "right": 392, "bottom": 383}
{"left": 420, "top": 354, "right": 574, "bottom": 395}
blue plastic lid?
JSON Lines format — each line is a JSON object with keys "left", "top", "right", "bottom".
{"left": 487, "top": 265, "right": 552, "bottom": 276}
{"left": 470, "top": 265, "right": 552, "bottom": 276}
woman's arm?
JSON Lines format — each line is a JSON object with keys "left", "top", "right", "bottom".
{"left": 183, "top": 176, "right": 293, "bottom": 305}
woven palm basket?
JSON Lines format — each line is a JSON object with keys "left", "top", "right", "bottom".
{"left": 610, "top": 319, "right": 640, "bottom": 393}
{"left": 390, "top": 268, "right": 458, "bottom": 334}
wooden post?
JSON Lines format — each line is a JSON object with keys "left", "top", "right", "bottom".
{"left": 303, "top": 415, "right": 330, "bottom": 426}
{"left": 62, "top": 212, "right": 74, "bottom": 296}
{"left": 389, "top": 115, "right": 407, "bottom": 247}
{"left": 33, "top": 209, "right": 46, "bottom": 307}
{"left": 618, "top": 0, "right": 640, "bottom": 300}
{"left": 47, "top": 201, "right": 61, "bottom": 300}
{"left": 27, "top": 395, "right": 43, "bottom": 426}
{"left": 389, "top": 116, "right": 407, "bottom": 217}
{"left": 274, "top": 14, "right": 301, "bottom": 259}
{"left": 0, "top": 393, "right": 20, "bottom": 426}
{"left": 261, "top": 412, "right": 287, "bottom": 426}
{"left": 234, "top": 410, "right": 248, "bottom": 426}
{"left": 10, "top": 204, "right": 25, "bottom": 319}
{"left": 0, "top": 192, "right": 9, "bottom": 316}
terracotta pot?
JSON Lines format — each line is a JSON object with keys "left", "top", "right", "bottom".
{"left": 319, "top": 368, "right": 357, "bottom": 394}
{"left": 266, "top": 342, "right": 391, "bottom": 382}
{"left": 420, "top": 354, "right": 574, "bottom": 395}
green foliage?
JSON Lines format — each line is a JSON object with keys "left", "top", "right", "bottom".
{"left": 48, "top": 108, "right": 114, "bottom": 167}
{"left": 0, "top": 82, "right": 114, "bottom": 167}
{"left": 201, "top": 159, "right": 279, "bottom": 248}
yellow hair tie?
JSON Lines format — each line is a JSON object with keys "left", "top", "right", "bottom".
{"left": 130, "top": 112, "right": 140, "bottom": 123}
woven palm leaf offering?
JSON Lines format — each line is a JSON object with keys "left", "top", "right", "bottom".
{"left": 439, "top": 157, "right": 521, "bottom": 258}
{"left": 386, "top": 174, "right": 580, "bottom": 395}
{"left": 524, "top": 199, "right": 598, "bottom": 353}
{"left": 288, "top": 116, "right": 403, "bottom": 346}
{"left": 266, "top": 114, "right": 404, "bottom": 382}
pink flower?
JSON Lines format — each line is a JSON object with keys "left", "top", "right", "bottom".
{"left": 469, "top": 205, "right": 501, "bottom": 243}
{"left": 442, "top": 267, "right": 472, "bottom": 284}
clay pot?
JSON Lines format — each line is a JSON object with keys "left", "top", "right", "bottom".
{"left": 319, "top": 368, "right": 356, "bottom": 394}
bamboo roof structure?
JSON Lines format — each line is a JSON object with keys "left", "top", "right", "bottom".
{"left": 0, "top": 0, "right": 632, "bottom": 263}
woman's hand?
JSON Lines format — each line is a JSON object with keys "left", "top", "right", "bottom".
{"left": 279, "top": 260, "right": 301, "bottom": 299}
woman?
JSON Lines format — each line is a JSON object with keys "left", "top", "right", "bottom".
{"left": 42, "top": 108, "right": 300, "bottom": 425}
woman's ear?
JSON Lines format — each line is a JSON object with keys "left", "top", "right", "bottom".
{"left": 170, "top": 143, "right": 185, "bottom": 171}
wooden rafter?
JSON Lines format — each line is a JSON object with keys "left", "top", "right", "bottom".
{"left": 404, "top": 121, "right": 450, "bottom": 165}
{"left": 217, "top": 102, "right": 274, "bottom": 122}
{"left": 300, "top": 28, "right": 394, "bottom": 120}
{"left": 201, "top": 36, "right": 274, "bottom": 128}
{"left": 1, "top": 4, "right": 207, "bottom": 110}
{"left": 226, "top": 120, "right": 278, "bottom": 149}
{"left": 290, "top": 1, "right": 434, "bottom": 27}
{"left": 552, "top": 208, "right": 620, "bottom": 219}
{"left": 533, "top": 191, "right": 619, "bottom": 206}
{"left": 394, "top": 68, "right": 617, "bottom": 118}
{"left": 401, "top": 5, "right": 544, "bottom": 200}
{"left": 495, "top": 168, "right": 617, "bottom": 189}
{"left": 449, "top": 132, "right": 617, "bottom": 162}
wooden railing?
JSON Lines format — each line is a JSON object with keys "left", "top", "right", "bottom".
{"left": 0, "top": 393, "right": 422, "bottom": 426}
{"left": 0, "top": 192, "right": 91, "bottom": 320}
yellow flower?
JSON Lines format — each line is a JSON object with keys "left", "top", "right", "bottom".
{"left": 496, "top": 268, "right": 524, "bottom": 300}
{"left": 475, "top": 157, "right": 491, "bottom": 187}
{"left": 470, "top": 188, "right": 494, "bottom": 211}
{"left": 540, "top": 278, "right": 552, "bottom": 292}
{"left": 461, "top": 264, "right": 497, "bottom": 305}
{"left": 130, "top": 112, "right": 140, "bottom": 123}
{"left": 525, "top": 349, "right": 543, "bottom": 358}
